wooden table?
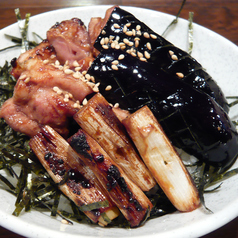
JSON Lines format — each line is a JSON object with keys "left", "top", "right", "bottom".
{"left": 0, "top": 0, "right": 237, "bottom": 237}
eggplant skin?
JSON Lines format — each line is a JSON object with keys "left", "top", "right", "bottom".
{"left": 93, "top": 6, "right": 229, "bottom": 113}
{"left": 87, "top": 48, "right": 238, "bottom": 171}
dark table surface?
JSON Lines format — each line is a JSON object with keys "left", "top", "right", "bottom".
{"left": 0, "top": 0, "right": 237, "bottom": 237}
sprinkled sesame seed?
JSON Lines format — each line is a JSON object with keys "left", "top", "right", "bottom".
{"left": 43, "top": 59, "right": 49, "bottom": 64}
{"left": 114, "top": 103, "right": 119, "bottom": 108}
{"left": 95, "top": 82, "right": 100, "bottom": 87}
{"left": 126, "top": 23, "right": 131, "bottom": 27}
{"left": 111, "top": 65, "right": 119, "bottom": 70}
{"left": 131, "top": 52, "right": 137, "bottom": 57}
{"left": 19, "top": 74, "right": 27, "bottom": 80}
{"left": 64, "top": 60, "right": 69, "bottom": 66}
{"left": 136, "top": 25, "right": 141, "bottom": 31}
{"left": 61, "top": 219, "right": 70, "bottom": 225}
{"left": 105, "top": 85, "right": 112, "bottom": 91}
{"left": 68, "top": 93, "right": 73, "bottom": 98}
{"left": 102, "top": 45, "right": 109, "bottom": 49}
{"left": 132, "top": 29, "right": 136, "bottom": 36}
{"left": 150, "top": 34, "right": 157, "bottom": 39}
{"left": 112, "top": 60, "right": 119, "bottom": 65}
{"left": 146, "top": 42, "right": 152, "bottom": 50}
{"left": 136, "top": 30, "right": 142, "bottom": 36}
{"left": 123, "top": 38, "right": 130, "bottom": 45}
{"left": 144, "top": 51, "right": 151, "bottom": 59}
{"left": 176, "top": 72, "right": 184, "bottom": 78}
{"left": 82, "top": 71, "right": 87, "bottom": 75}
{"left": 113, "top": 23, "right": 120, "bottom": 29}
{"left": 104, "top": 37, "right": 109, "bottom": 44}
{"left": 75, "top": 66, "right": 82, "bottom": 71}
{"left": 65, "top": 94, "right": 70, "bottom": 99}
{"left": 143, "top": 32, "right": 150, "bottom": 38}
{"left": 123, "top": 25, "right": 128, "bottom": 33}
{"left": 100, "top": 58, "right": 106, "bottom": 63}
{"left": 64, "top": 98, "right": 69, "bottom": 102}
{"left": 118, "top": 54, "right": 125, "bottom": 60}
{"left": 111, "top": 42, "right": 116, "bottom": 48}
{"left": 100, "top": 38, "right": 105, "bottom": 45}
{"left": 137, "top": 51, "right": 144, "bottom": 58}
{"left": 93, "top": 86, "right": 99, "bottom": 92}
{"left": 85, "top": 74, "right": 91, "bottom": 80}
{"left": 171, "top": 54, "right": 178, "bottom": 61}
{"left": 140, "top": 57, "right": 147, "bottom": 62}
{"left": 90, "top": 76, "right": 95, "bottom": 83}
{"left": 55, "top": 60, "right": 60, "bottom": 66}
{"left": 82, "top": 98, "right": 88, "bottom": 105}
{"left": 115, "top": 36, "right": 120, "bottom": 42}
{"left": 128, "top": 41, "right": 134, "bottom": 47}
{"left": 53, "top": 86, "right": 59, "bottom": 92}
{"left": 64, "top": 69, "right": 73, "bottom": 74}
{"left": 115, "top": 44, "right": 120, "bottom": 49}
{"left": 58, "top": 66, "right": 64, "bottom": 70}
{"left": 135, "top": 40, "right": 139, "bottom": 48}
{"left": 57, "top": 89, "right": 62, "bottom": 95}
{"left": 24, "top": 77, "right": 30, "bottom": 83}
{"left": 73, "top": 71, "right": 81, "bottom": 79}
{"left": 50, "top": 54, "right": 56, "bottom": 59}
{"left": 102, "top": 30, "right": 106, "bottom": 35}
{"left": 126, "top": 31, "right": 133, "bottom": 36}
{"left": 73, "top": 61, "right": 80, "bottom": 67}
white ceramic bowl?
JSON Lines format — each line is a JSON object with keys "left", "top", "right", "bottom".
{"left": 0, "top": 5, "right": 238, "bottom": 238}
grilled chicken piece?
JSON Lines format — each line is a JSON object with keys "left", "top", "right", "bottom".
{"left": 47, "top": 18, "right": 94, "bottom": 67}
{"left": 123, "top": 106, "right": 200, "bottom": 212}
{"left": 29, "top": 125, "right": 120, "bottom": 226}
{"left": 74, "top": 93, "right": 156, "bottom": 191}
{"left": 69, "top": 129, "right": 153, "bottom": 227}
{"left": 0, "top": 56, "right": 93, "bottom": 137}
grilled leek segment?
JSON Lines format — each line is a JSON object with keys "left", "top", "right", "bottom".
{"left": 69, "top": 129, "right": 153, "bottom": 227}
{"left": 123, "top": 106, "right": 200, "bottom": 212}
{"left": 74, "top": 93, "right": 156, "bottom": 191}
{"left": 29, "top": 125, "right": 119, "bottom": 226}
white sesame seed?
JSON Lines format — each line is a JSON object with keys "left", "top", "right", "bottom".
{"left": 82, "top": 71, "right": 87, "bottom": 75}
{"left": 146, "top": 42, "right": 152, "bottom": 50}
{"left": 128, "top": 41, "right": 134, "bottom": 47}
{"left": 73, "top": 71, "right": 81, "bottom": 79}
{"left": 126, "top": 23, "right": 131, "bottom": 27}
{"left": 104, "top": 37, "right": 109, "bottom": 44}
{"left": 102, "top": 45, "right": 109, "bottom": 49}
{"left": 123, "top": 38, "right": 130, "bottom": 45}
{"left": 82, "top": 98, "right": 88, "bottom": 105}
{"left": 68, "top": 93, "right": 73, "bottom": 98}
{"left": 176, "top": 72, "right": 184, "bottom": 78}
{"left": 43, "top": 59, "right": 49, "bottom": 64}
{"left": 75, "top": 66, "right": 82, "bottom": 71}
{"left": 115, "top": 36, "right": 120, "bottom": 42}
{"left": 85, "top": 74, "right": 91, "bottom": 80}
{"left": 50, "top": 54, "right": 56, "bottom": 59}
{"left": 105, "top": 85, "right": 112, "bottom": 91}
{"left": 100, "top": 38, "right": 105, "bottom": 45}
{"left": 100, "top": 58, "right": 106, "bottom": 63}
{"left": 93, "top": 86, "right": 99, "bottom": 92}
{"left": 150, "top": 34, "right": 157, "bottom": 39}
{"left": 144, "top": 51, "right": 151, "bottom": 59}
{"left": 113, "top": 23, "right": 120, "bottom": 29}
{"left": 112, "top": 60, "right": 119, "bottom": 65}
{"left": 73, "top": 61, "right": 80, "bottom": 67}
{"left": 64, "top": 98, "right": 69, "bottom": 102}
{"left": 57, "top": 89, "right": 62, "bottom": 94}
{"left": 111, "top": 42, "right": 116, "bottom": 48}
{"left": 102, "top": 30, "right": 106, "bottom": 35}
{"left": 137, "top": 51, "right": 144, "bottom": 58}
{"left": 111, "top": 65, "right": 118, "bottom": 70}
{"left": 53, "top": 86, "right": 59, "bottom": 92}
{"left": 24, "top": 77, "right": 30, "bottom": 83}
{"left": 132, "top": 29, "right": 136, "bottom": 36}
{"left": 55, "top": 60, "right": 60, "bottom": 66}
{"left": 19, "top": 74, "right": 27, "bottom": 80}
{"left": 90, "top": 76, "right": 95, "bottom": 83}
{"left": 123, "top": 25, "right": 128, "bottom": 33}
{"left": 118, "top": 54, "right": 125, "bottom": 60}
{"left": 136, "top": 30, "right": 142, "bottom": 36}
{"left": 171, "top": 54, "right": 178, "bottom": 61}
{"left": 133, "top": 40, "right": 138, "bottom": 48}
{"left": 65, "top": 94, "right": 70, "bottom": 99}
{"left": 169, "top": 50, "right": 174, "bottom": 56}
{"left": 136, "top": 25, "right": 141, "bottom": 31}
{"left": 126, "top": 31, "right": 133, "bottom": 36}
{"left": 143, "top": 32, "right": 150, "bottom": 38}
{"left": 140, "top": 57, "right": 147, "bottom": 62}
{"left": 61, "top": 219, "right": 70, "bottom": 225}
{"left": 115, "top": 44, "right": 120, "bottom": 49}
{"left": 131, "top": 52, "right": 137, "bottom": 57}
{"left": 64, "top": 69, "right": 73, "bottom": 74}
{"left": 114, "top": 103, "right": 119, "bottom": 108}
